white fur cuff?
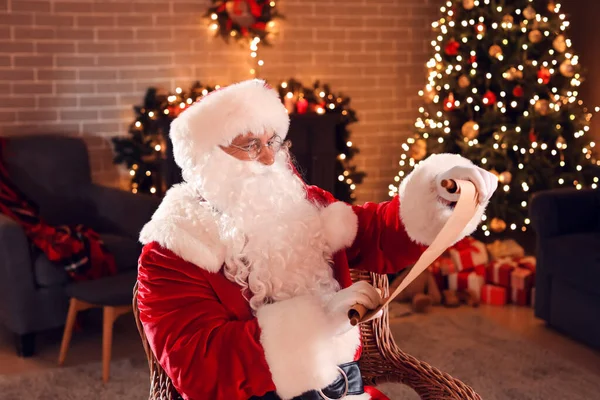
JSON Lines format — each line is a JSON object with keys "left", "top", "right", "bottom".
{"left": 398, "top": 153, "right": 487, "bottom": 246}
{"left": 320, "top": 202, "right": 359, "bottom": 253}
{"left": 256, "top": 296, "right": 340, "bottom": 400}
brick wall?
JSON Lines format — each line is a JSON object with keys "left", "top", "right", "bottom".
{"left": 0, "top": 0, "right": 437, "bottom": 204}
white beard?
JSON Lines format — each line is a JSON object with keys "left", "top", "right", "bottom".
{"left": 192, "top": 149, "right": 340, "bottom": 311}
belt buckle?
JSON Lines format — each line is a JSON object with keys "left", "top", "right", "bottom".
{"left": 318, "top": 366, "right": 349, "bottom": 400}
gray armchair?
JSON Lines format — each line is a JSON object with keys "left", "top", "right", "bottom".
{"left": 0, "top": 135, "right": 160, "bottom": 356}
{"left": 530, "top": 188, "right": 600, "bottom": 350}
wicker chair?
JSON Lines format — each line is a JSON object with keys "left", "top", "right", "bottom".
{"left": 132, "top": 269, "right": 482, "bottom": 400}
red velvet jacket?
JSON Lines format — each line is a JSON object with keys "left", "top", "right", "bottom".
{"left": 136, "top": 184, "right": 428, "bottom": 400}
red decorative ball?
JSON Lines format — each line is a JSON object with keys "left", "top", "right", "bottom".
{"left": 445, "top": 39, "right": 460, "bottom": 56}
{"left": 469, "top": 55, "right": 477, "bottom": 64}
{"left": 483, "top": 90, "right": 497, "bottom": 106}
{"left": 475, "top": 23, "right": 486, "bottom": 35}
{"left": 443, "top": 93, "right": 456, "bottom": 111}
{"left": 512, "top": 85, "right": 524, "bottom": 98}
{"left": 537, "top": 67, "right": 551, "bottom": 85}
{"left": 529, "top": 128, "right": 537, "bottom": 143}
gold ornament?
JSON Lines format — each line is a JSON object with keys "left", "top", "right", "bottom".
{"left": 534, "top": 99, "right": 550, "bottom": 116}
{"left": 560, "top": 59, "right": 575, "bottom": 78}
{"left": 548, "top": 1, "right": 556, "bottom": 12}
{"left": 461, "top": 120, "right": 480, "bottom": 140}
{"left": 523, "top": 5, "right": 536, "bottom": 20}
{"left": 423, "top": 86, "right": 437, "bottom": 104}
{"left": 462, "top": 0, "right": 475, "bottom": 10}
{"left": 528, "top": 30, "right": 543, "bottom": 44}
{"left": 458, "top": 75, "right": 471, "bottom": 89}
{"left": 410, "top": 139, "right": 428, "bottom": 161}
{"left": 498, "top": 171, "right": 512, "bottom": 184}
{"left": 556, "top": 135, "right": 566, "bottom": 148}
{"left": 503, "top": 67, "right": 523, "bottom": 81}
{"left": 489, "top": 44, "right": 503, "bottom": 58}
{"left": 502, "top": 14, "right": 514, "bottom": 25}
{"left": 553, "top": 35, "right": 567, "bottom": 53}
{"left": 490, "top": 218, "right": 507, "bottom": 233}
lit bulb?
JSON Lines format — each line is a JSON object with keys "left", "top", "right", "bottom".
{"left": 129, "top": 170, "right": 135, "bottom": 176}
{"left": 155, "top": 144, "right": 161, "bottom": 151}
{"left": 150, "top": 187, "right": 157, "bottom": 194}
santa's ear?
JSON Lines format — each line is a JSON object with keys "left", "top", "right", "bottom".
{"left": 320, "top": 202, "right": 358, "bottom": 253}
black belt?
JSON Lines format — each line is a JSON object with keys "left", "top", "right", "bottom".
{"left": 251, "top": 361, "right": 364, "bottom": 400}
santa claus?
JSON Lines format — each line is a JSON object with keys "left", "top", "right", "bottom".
{"left": 136, "top": 79, "right": 497, "bottom": 400}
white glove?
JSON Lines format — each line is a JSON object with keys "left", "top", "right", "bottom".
{"left": 324, "top": 281, "right": 382, "bottom": 336}
{"left": 435, "top": 165, "right": 498, "bottom": 204}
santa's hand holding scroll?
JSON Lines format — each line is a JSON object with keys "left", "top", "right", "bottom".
{"left": 137, "top": 80, "right": 498, "bottom": 400}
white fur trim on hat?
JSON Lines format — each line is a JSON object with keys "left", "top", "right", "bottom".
{"left": 398, "top": 153, "right": 487, "bottom": 246}
{"left": 169, "top": 79, "right": 290, "bottom": 175}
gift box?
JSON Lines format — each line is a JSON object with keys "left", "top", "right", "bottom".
{"left": 517, "top": 256, "right": 536, "bottom": 272}
{"left": 510, "top": 267, "right": 534, "bottom": 291}
{"left": 486, "top": 239, "right": 525, "bottom": 261}
{"left": 511, "top": 287, "right": 530, "bottom": 306}
{"left": 432, "top": 256, "right": 457, "bottom": 276}
{"left": 486, "top": 258, "right": 518, "bottom": 288}
{"left": 481, "top": 284, "right": 507, "bottom": 306}
{"left": 448, "top": 270, "right": 485, "bottom": 301}
{"left": 448, "top": 237, "right": 488, "bottom": 273}
{"left": 428, "top": 261, "right": 448, "bottom": 291}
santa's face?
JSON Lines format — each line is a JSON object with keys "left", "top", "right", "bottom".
{"left": 192, "top": 133, "right": 339, "bottom": 311}
{"left": 219, "top": 131, "right": 288, "bottom": 166}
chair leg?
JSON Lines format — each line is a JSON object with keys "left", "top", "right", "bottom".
{"left": 102, "top": 305, "right": 132, "bottom": 383}
{"left": 15, "top": 333, "right": 36, "bottom": 358}
{"left": 102, "top": 306, "right": 117, "bottom": 383}
{"left": 58, "top": 298, "right": 81, "bottom": 366}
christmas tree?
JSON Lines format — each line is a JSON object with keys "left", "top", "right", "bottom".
{"left": 390, "top": 0, "right": 599, "bottom": 238}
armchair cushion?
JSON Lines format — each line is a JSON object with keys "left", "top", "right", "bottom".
{"left": 32, "top": 233, "right": 140, "bottom": 288}
{"left": 546, "top": 232, "right": 600, "bottom": 296}
{"left": 33, "top": 253, "right": 69, "bottom": 287}
{"left": 81, "top": 185, "right": 161, "bottom": 240}
{"left": 100, "top": 233, "right": 141, "bottom": 272}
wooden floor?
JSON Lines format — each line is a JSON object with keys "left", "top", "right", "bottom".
{"left": 0, "top": 304, "right": 599, "bottom": 377}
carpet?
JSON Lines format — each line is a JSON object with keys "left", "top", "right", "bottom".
{"left": 0, "top": 311, "right": 598, "bottom": 399}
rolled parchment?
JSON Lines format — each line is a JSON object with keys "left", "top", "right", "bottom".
{"left": 347, "top": 179, "right": 479, "bottom": 325}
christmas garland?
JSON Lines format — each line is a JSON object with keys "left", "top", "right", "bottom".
{"left": 205, "top": 0, "right": 282, "bottom": 45}
{"left": 112, "top": 79, "right": 363, "bottom": 203}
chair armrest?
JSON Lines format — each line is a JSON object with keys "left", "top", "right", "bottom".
{"left": 83, "top": 184, "right": 161, "bottom": 240}
{"left": 0, "top": 214, "right": 36, "bottom": 318}
{"left": 529, "top": 188, "right": 600, "bottom": 239}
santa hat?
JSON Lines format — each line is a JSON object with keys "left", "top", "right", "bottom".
{"left": 169, "top": 79, "right": 290, "bottom": 176}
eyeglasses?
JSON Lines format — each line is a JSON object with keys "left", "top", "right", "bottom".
{"left": 229, "top": 134, "right": 291, "bottom": 160}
